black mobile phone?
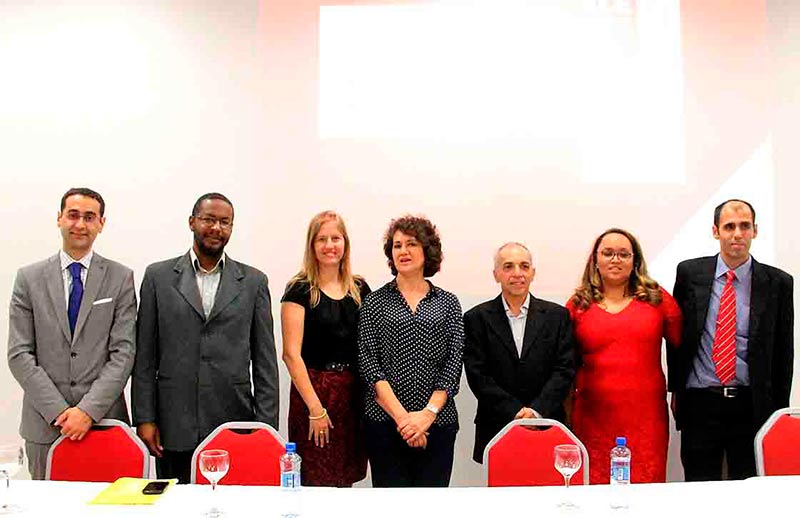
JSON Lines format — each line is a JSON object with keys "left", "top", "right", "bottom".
{"left": 142, "top": 481, "right": 170, "bottom": 495}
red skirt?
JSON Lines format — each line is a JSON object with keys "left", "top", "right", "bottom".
{"left": 288, "top": 369, "right": 367, "bottom": 486}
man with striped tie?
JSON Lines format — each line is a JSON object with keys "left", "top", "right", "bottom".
{"left": 668, "top": 199, "right": 794, "bottom": 481}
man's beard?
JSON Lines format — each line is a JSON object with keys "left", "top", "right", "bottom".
{"left": 194, "top": 234, "right": 227, "bottom": 259}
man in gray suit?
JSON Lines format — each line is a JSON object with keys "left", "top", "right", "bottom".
{"left": 8, "top": 187, "right": 137, "bottom": 479}
{"left": 132, "top": 192, "right": 278, "bottom": 483}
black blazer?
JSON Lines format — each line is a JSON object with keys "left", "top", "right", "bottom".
{"left": 464, "top": 294, "right": 576, "bottom": 463}
{"left": 668, "top": 255, "right": 794, "bottom": 429}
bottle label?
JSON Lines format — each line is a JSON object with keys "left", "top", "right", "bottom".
{"left": 281, "top": 472, "right": 301, "bottom": 488}
{"left": 611, "top": 464, "right": 630, "bottom": 482}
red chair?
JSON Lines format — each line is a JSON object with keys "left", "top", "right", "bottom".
{"left": 45, "top": 419, "right": 149, "bottom": 481}
{"left": 755, "top": 407, "right": 800, "bottom": 476}
{"left": 191, "top": 422, "right": 286, "bottom": 485}
{"left": 484, "top": 418, "right": 590, "bottom": 487}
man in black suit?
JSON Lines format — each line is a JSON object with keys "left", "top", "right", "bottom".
{"left": 464, "top": 242, "right": 576, "bottom": 463}
{"left": 669, "top": 199, "right": 793, "bottom": 481}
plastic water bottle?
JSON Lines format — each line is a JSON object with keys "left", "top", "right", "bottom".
{"left": 610, "top": 436, "right": 631, "bottom": 509}
{"left": 280, "top": 442, "right": 302, "bottom": 488}
{"left": 280, "top": 442, "right": 302, "bottom": 518}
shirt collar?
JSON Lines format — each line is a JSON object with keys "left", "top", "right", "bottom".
{"left": 502, "top": 293, "right": 530, "bottom": 318}
{"left": 189, "top": 248, "right": 225, "bottom": 274}
{"left": 60, "top": 249, "right": 93, "bottom": 271}
{"left": 389, "top": 278, "right": 437, "bottom": 297}
{"left": 715, "top": 254, "right": 752, "bottom": 281}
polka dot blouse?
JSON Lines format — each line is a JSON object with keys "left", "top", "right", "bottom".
{"left": 357, "top": 280, "right": 465, "bottom": 426}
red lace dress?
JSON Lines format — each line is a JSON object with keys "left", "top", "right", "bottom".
{"left": 282, "top": 280, "right": 370, "bottom": 487}
{"left": 567, "top": 289, "right": 682, "bottom": 484}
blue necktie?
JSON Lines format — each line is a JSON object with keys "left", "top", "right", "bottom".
{"left": 67, "top": 262, "right": 84, "bottom": 336}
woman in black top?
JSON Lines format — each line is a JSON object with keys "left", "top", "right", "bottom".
{"left": 358, "top": 215, "right": 464, "bottom": 487}
{"left": 281, "top": 211, "right": 370, "bottom": 486}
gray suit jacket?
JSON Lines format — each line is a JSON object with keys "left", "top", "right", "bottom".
{"left": 131, "top": 253, "right": 278, "bottom": 451}
{"left": 7, "top": 253, "right": 137, "bottom": 444}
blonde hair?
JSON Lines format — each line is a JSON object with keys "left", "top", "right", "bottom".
{"left": 570, "top": 228, "right": 662, "bottom": 311}
{"left": 287, "top": 210, "right": 363, "bottom": 308}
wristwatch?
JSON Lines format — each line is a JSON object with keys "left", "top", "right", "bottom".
{"left": 424, "top": 403, "right": 440, "bottom": 415}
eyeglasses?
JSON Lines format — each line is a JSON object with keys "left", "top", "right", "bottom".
{"left": 598, "top": 249, "right": 633, "bottom": 261}
{"left": 63, "top": 211, "right": 99, "bottom": 224}
{"left": 196, "top": 216, "right": 233, "bottom": 230}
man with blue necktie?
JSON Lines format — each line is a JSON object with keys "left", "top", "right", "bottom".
{"left": 7, "top": 188, "right": 137, "bottom": 479}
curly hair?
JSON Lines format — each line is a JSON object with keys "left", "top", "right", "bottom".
{"left": 570, "top": 228, "right": 662, "bottom": 311}
{"left": 382, "top": 215, "right": 443, "bottom": 278}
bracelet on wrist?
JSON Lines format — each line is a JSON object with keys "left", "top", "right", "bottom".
{"left": 424, "top": 403, "right": 440, "bottom": 416}
{"left": 309, "top": 408, "right": 327, "bottom": 420}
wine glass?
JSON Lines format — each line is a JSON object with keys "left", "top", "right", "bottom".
{"left": 554, "top": 444, "right": 582, "bottom": 509}
{"left": 0, "top": 445, "right": 24, "bottom": 515}
{"left": 199, "top": 449, "right": 230, "bottom": 518}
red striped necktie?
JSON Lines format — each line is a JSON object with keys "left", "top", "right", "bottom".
{"left": 713, "top": 270, "right": 737, "bottom": 385}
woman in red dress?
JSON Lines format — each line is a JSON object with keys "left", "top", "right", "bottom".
{"left": 567, "top": 228, "right": 682, "bottom": 484}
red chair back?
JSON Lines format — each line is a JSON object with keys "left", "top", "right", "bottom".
{"left": 191, "top": 422, "right": 285, "bottom": 485}
{"left": 485, "top": 418, "right": 589, "bottom": 487}
{"left": 46, "top": 419, "right": 149, "bottom": 481}
{"left": 755, "top": 408, "right": 800, "bottom": 476}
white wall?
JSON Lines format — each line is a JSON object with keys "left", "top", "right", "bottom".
{"left": 1, "top": 1, "right": 798, "bottom": 485}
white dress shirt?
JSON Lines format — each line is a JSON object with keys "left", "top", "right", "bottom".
{"left": 189, "top": 248, "right": 225, "bottom": 318}
{"left": 501, "top": 293, "right": 540, "bottom": 417}
{"left": 501, "top": 293, "right": 530, "bottom": 357}
{"left": 59, "top": 249, "right": 92, "bottom": 309}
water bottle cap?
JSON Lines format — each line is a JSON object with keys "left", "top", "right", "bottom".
{"left": 615, "top": 437, "right": 626, "bottom": 446}
{"left": 286, "top": 442, "right": 296, "bottom": 453}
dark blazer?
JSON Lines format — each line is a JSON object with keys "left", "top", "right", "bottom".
{"left": 668, "top": 255, "right": 794, "bottom": 429}
{"left": 464, "top": 294, "right": 576, "bottom": 463}
{"left": 132, "top": 253, "right": 278, "bottom": 451}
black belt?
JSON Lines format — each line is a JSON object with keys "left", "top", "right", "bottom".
{"left": 701, "top": 386, "right": 750, "bottom": 398}
{"left": 322, "top": 362, "right": 352, "bottom": 372}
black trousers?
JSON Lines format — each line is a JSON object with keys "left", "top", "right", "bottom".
{"left": 156, "top": 450, "right": 194, "bottom": 484}
{"left": 364, "top": 419, "right": 457, "bottom": 487}
{"left": 680, "top": 388, "right": 758, "bottom": 481}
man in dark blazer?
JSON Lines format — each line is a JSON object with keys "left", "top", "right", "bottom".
{"left": 8, "top": 188, "right": 137, "bottom": 479}
{"left": 464, "top": 242, "right": 576, "bottom": 463}
{"left": 132, "top": 192, "right": 278, "bottom": 483}
{"left": 669, "top": 199, "right": 793, "bottom": 481}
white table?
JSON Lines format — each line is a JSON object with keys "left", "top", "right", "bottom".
{"left": 3, "top": 477, "right": 796, "bottom": 518}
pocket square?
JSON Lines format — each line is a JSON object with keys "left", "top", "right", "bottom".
{"left": 92, "top": 298, "right": 113, "bottom": 306}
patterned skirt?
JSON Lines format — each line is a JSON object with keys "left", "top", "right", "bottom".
{"left": 287, "top": 369, "right": 367, "bottom": 486}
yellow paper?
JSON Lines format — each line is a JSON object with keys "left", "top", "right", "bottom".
{"left": 89, "top": 477, "right": 176, "bottom": 505}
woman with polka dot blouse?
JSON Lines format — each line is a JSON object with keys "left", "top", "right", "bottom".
{"left": 358, "top": 215, "right": 465, "bottom": 487}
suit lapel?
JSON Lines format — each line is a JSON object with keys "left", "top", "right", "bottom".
{"left": 45, "top": 254, "right": 71, "bottom": 343}
{"left": 747, "top": 257, "right": 768, "bottom": 354}
{"left": 174, "top": 253, "right": 206, "bottom": 321}
{"left": 206, "top": 258, "right": 244, "bottom": 324}
{"left": 487, "top": 295, "right": 519, "bottom": 360}
{"left": 693, "top": 257, "right": 717, "bottom": 339}
{"left": 520, "top": 296, "right": 544, "bottom": 359}
{"left": 72, "top": 253, "right": 108, "bottom": 344}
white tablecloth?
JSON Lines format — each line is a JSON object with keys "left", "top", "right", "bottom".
{"left": 2, "top": 477, "right": 796, "bottom": 518}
